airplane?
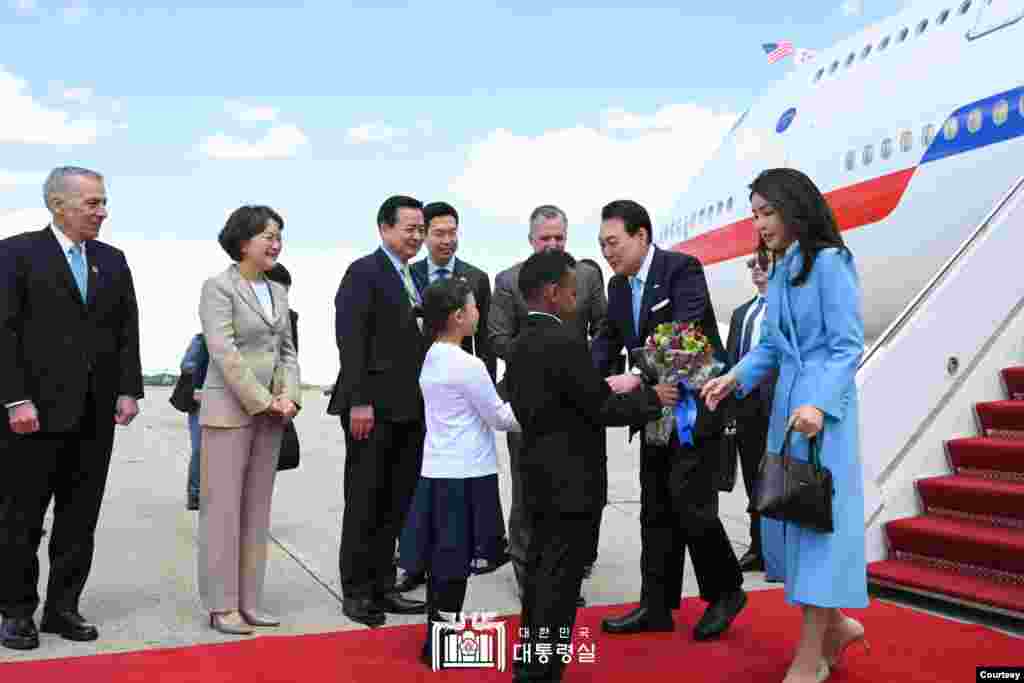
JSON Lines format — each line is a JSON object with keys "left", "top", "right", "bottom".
{"left": 657, "top": 0, "right": 1024, "bottom": 340}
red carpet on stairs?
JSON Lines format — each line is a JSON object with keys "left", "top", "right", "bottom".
{"left": 868, "top": 364, "right": 1024, "bottom": 617}
{"left": 1, "top": 590, "right": 1019, "bottom": 683}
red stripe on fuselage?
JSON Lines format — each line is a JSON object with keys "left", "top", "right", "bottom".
{"left": 670, "top": 167, "right": 916, "bottom": 265}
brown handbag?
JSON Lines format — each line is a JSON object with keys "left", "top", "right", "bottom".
{"left": 755, "top": 424, "right": 834, "bottom": 533}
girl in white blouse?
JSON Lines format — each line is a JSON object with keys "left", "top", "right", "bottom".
{"left": 406, "top": 277, "right": 520, "bottom": 668}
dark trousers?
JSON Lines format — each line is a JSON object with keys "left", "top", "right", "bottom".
{"left": 0, "top": 390, "right": 115, "bottom": 618}
{"left": 736, "top": 409, "right": 770, "bottom": 557}
{"left": 339, "top": 419, "right": 424, "bottom": 599}
{"left": 514, "top": 513, "right": 597, "bottom": 682}
{"left": 639, "top": 435, "right": 742, "bottom": 614}
{"left": 508, "top": 432, "right": 600, "bottom": 572}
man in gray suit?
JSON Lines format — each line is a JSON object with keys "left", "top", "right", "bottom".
{"left": 488, "top": 204, "right": 607, "bottom": 603}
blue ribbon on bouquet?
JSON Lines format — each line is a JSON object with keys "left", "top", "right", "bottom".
{"left": 674, "top": 383, "right": 698, "bottom": 446}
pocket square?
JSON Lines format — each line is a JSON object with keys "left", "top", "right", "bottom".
{"left": 651, "top": 298, "right": 670, "bottom": 313}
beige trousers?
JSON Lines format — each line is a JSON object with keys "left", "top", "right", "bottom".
{"left": 197, "top": 415, "right": 284, "bottom": 613}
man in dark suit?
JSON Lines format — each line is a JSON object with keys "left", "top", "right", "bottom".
{"left": 724, "top": 252, "right": 775, "bottom": 572}
{"left": 0, "top": 166, "right": 143, "bottom": 651}
{"left": 327, "top": 195, "right": 429, "bottom": 627}
{"left": 394, "top": 202, "right": 501, "bottom": 592}
{"left": 592, "top": 200, "right": 746, "bottom": 641}
{"left": 412, "top": 202, "right": 496, "bottom": 380}
{"left": 505, "top": 249, "right": 670, "bottom": 683}
{"left": 489, "top": 205, "right": 607, "bottom": 601}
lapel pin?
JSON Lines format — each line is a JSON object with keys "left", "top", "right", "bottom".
{"left": 91, "top": 266, "right": 98, "bottom": 273}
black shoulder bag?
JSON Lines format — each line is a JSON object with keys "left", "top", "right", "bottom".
{"left": 755, "top": 424, "right": 834, "bottom": 533}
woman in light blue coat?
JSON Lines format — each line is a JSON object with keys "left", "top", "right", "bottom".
{"left": 703, "top": 169, "right": 869, "bottom": 683}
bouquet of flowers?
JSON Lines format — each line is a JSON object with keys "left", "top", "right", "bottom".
{"left": 630, "top": 321, "right": 725, "bottom": 446}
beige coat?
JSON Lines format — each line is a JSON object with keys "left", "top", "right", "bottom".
{"left": 198, "top": 265, "right": 301, "bottom": 428}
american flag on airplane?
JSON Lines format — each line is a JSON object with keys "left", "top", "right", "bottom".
{"left": 762, "top": 41, "right": 794, "bottom": 63}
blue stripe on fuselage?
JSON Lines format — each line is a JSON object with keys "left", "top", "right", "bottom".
{"left": 921, "top": 87, "right": 1024, "bottom": 164}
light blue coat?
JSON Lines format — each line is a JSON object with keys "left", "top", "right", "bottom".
{"left": 733, "top": 243, "right": 869, "bottom": 609}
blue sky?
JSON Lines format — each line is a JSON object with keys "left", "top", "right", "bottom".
{"left": 1, "top": 0, "right": 908, "bottom": 383}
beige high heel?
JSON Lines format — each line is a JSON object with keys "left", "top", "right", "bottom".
{"left": 240, "top": 609, "right": 281, "bottom": 627}
{"left": 209, "top": 611, "right": 254, "bottom": 635}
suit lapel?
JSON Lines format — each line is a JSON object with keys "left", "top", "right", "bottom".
{"left": 376, "top": 248, "right": 414, "bottom": 311}
{"left": 230, "top": 266, "right": 275, "bottom": 327}
{"left": 85, "top": 246, "right": 100, "bottom": 310}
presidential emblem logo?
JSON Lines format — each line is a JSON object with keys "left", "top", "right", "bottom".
{"left": 776, "top": 107, "right": 796, "bottom": 133}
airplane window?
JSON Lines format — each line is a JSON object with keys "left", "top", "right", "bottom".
{"left": 943, "top": 116, "right": 959, "bottom": 140}
{"left": 937, "top": 9, "right": 950, "bottom": 25}
{"left": 699, "top": 208, "right": 705, "bottom": 220}
{"left": 993, "top": 100, "right": 1009, "bottom": 126}
{"left": 814, "top": 68, "right": 825, "bottom": 83}
{"left": 958, "top": 0, "right": 972, "bottom": 15}
{"left": 830, "top": 60, "right": 840, "bottom": 74}
{"left": 900, "top": 129, "right": 913, "bottom": 152}
{"left": 845, "top": 53, "right": 855, "bottom": 67}
{"left": 727, "top": 197, "right": 734, "bottom": 212}
{"left": 861, "top": 44, "right": 872, "bottom": 60}
{"left": 717, "top": 201, "right": 724, "bottom": 215}
{"left": 845, "top": 150, "right": 856, "bottom": 171}
{"left": 881, "top": 138, "right": 893, "bottom": 159}
{"left": 922, "top": 123, "right": 936, "bottom": 147}
{"left": 898, "top": 27, "right": 909, "bottom": 42}
{"left": 917, "top": 19, "right": 929, "bottom": 35}
{"left": 879, "top": 36, "right": 891, "bottom": 50}
{"left": 967, "top": 108, "right": 983, "bottom": 133}
{"left": 862, "top": 144, "right": 874, "bottom": 166}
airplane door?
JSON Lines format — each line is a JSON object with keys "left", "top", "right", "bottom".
{"left": 967, "top": 0, "right": 1024, "bottom": 39}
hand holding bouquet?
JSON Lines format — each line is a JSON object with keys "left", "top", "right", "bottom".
{"left": 631, "top": 322, "right": 725, "bottom": 446}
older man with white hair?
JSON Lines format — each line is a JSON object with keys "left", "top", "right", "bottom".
{"left": 0, "top": 166, "right": 143, "bottom": 651}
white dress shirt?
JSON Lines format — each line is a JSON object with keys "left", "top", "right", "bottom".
{"left": 52, "top": 223, "right": 89, "bottom": 274}
{"left": 420, "top": 342, "right": 520, "bottom": 479}
{"left": 250, "top": 278, "right": 274, "bottom": 318}
{"left": 740, "top": 294, "right": 766, "bottom": 354}
{"left": 428, "top": 255, "right": 457, "bottom": 284}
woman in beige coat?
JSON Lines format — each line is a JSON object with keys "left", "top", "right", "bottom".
{"left": 197, "top": 205, "right": 300, "bottom": 635}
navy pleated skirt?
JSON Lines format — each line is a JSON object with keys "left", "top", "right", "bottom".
{"left": 399, "top": 474, "right": 506, "bottom": 582}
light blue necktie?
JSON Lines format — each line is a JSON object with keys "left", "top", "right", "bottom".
{"left": 436, "top": 267, "right": 449, "bottom": 282}
{"left": 69, "top": 244, "right": 87, "bottom": 302}
{"left": 630, "top": 276, "right": 643, "bottom": 336}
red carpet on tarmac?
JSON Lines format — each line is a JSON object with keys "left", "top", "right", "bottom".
{"left": 0, "top": 589, "right": 1017, "bottom": 682}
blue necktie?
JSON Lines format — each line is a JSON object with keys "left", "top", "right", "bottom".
{"left": 630, "top": 276, "right": 643, "bottom": 336}
{"left": 69, "top": 244, "right": 87, "bottom": 302}
{"left": 740, "top": 297, "right": 765, "bottom": 357}
{"left": 436, "top": 267, "right": 449, "bottom": 281}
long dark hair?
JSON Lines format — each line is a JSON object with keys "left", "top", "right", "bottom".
{"left": 415, "top": 278, "right": 473, "bottom": 343}
{"left": 749, "top": 168, "right": 849, "bottom": 286}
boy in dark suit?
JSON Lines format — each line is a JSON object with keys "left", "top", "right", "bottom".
{"left": 505, "top": 249, "right": 674, "bottom": 682}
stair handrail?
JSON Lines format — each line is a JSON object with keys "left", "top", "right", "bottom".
{"left": 859, "top": 174, "right": 1024, "bottom": 371}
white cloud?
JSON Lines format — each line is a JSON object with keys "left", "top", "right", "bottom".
{"left": 345, "top": 121, "right": 404, "bottom": 145}
{"left": 0, "top": 66, "right": 102, "bottom": 145}
{"left": 0, "top": 170, "right": 45, "bottom": 191}
{"left": 62, "top": 1, "right": 90, "bottom": 24}
{"left": 63, "top": 86, "right": 93, "bottom": 104}
{"left": 0, "top": 211, "right": 356, "bottom": 385}
{"left": 841, "top": 0, "right": 863, "bottom": 16}
{"left": 226, "top": 100, "right": 279, "bottom": 124}
{"left": 415, "top": 119, "right": 434, "bottom": 137}
{"left": 449, "top": 103, "right": 738, "bottom": 227}
{"left": 12, "top": 0, "right": 37, "bottom": 15}
{"left": 198, "top": 123, "right": 309, "bottom": 160}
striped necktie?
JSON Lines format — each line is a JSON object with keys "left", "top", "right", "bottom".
{"left": 401, "top": 264, "right": 420, "bottom": 305}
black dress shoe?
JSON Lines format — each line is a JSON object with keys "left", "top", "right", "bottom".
{"left": 394, "top": 570, "right": 426, "bottom": 592}
{"left": 693, "top": 590, "right": 747, "bottom": 641}
{"left": 601, "top": 605, "right": 674, "bottom": 634}
{"left": 342, "top": 597, "right": 385, "bottom": 627}
{"left": 374, "top": 591, "right": 427, "bottom": 615}
{"left": 40, "top": 609, "right": 99, "bottom": 642}
{"left": 1, "top": 616, "right": 39, "bottom": 650}
{"left": 738, "top": 551, "right": 764, "bottom": 573}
